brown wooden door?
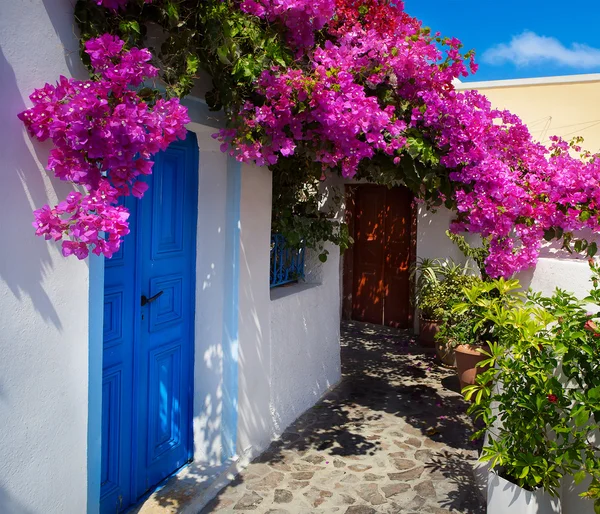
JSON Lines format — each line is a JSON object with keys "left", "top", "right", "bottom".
{"left": 349, "top": 185, "right": 413, "bottom": 328}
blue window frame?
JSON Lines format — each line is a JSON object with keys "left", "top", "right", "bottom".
{"left": 270, "top": 234, "right": 305, "bottom": 288}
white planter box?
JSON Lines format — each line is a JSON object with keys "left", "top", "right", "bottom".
{"left": 488, "top": 472, "right": 562, "bottom": 514}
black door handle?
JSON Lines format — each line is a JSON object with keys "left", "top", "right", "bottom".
{"left": 141, "top": 291, "right": 164, "bottom": 306}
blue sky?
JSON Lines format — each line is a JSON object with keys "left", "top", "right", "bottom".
{"left": 403, "top": 0, "right": 600, "bottom": 82}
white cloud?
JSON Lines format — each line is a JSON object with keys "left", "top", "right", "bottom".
{"left": 482, "top": 31, "right": 600, "bottom": 69}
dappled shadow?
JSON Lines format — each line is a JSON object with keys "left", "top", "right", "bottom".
{"left": 425, "top": 450, "right": 485, "bottom": 513}
{"left": 337, "top": 321, "right": 475, "bottom": 451}
{"left": 0, "top": 45, "right": 65, "bottom": 329}
{"left": 199, "top": 320, "right": 484, "bottom": 513}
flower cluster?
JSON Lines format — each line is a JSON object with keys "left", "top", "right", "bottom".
{"left": 220, "top": 0, "right": 600, "bottom": 277}
{"left": 220, "top": 3, "right": 469, "bottom": 173}
{"left": 96, "top": 0, "right": 152, "bottom": 10}
{"left": 239, "top": 0, "right": 335, "bottom": 48}
{"left": 417, "top": 87, "right": 600, "bottom": 276}
{"left": 19, "top": 34, "right": 189, "bottom": 258}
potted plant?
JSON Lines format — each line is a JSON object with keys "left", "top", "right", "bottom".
{"left": 440, "top": 278, "right": 521, "bottom": 390}
{"left": 411, "top": 258, "right": 473, "bottom": 348}
{"left": 432, "top": 274, "right": 482, "bottom": 366}
{"left": 463, "top": 270, "right": 600, "bottom": 513}
{"left": 417, "top": 281, "right": 445, "bottom": 347}
{"left": 410, "top": 258, "right": 443, "bottom": 346}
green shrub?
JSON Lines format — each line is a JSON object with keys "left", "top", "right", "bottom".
{"left": 457, "top": 271, "right": 600, "bottom": 507}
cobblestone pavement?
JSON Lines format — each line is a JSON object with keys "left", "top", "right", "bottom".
{"left": 202, "top": 321, "right": 485, "bottom": 514}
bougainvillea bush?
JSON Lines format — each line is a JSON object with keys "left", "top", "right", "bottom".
{"left": 18, "top": 0, "right": 600, "bottom": 278}
{"left": 18, "top": 34, "right": 188, "bottom": 258}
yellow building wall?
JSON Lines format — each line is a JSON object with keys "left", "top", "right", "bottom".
{"left": 458, "top": 77, "right": 600, "bottom": 154}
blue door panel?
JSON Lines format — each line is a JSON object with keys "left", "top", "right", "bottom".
{"left": 100, "top": 195, "right": 138, "bottom": 514}
{"left": 135, "top": 136, "right": 198, "bottom": 497}
{"left": 101, "top": 132, "right": 198, "bottom": 514}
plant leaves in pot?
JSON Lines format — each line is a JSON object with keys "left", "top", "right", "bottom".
{"left": 462, "top": 269, "right": 600, "bottom": 513}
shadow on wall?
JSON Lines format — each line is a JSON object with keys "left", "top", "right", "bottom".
{"left": 41, "top": 0, "right": 87, "bottom": 78}
{"left": 0, "top": 46, "right": 67, "bottom": 330}
{"left": 0, "top": 486, "right": 35, "bottom": 514}
{"left": 269, "top": 248, "right": 342, "bottom": 437}
{"left": 236, "top": 232, "right": 272, "bottom": 452}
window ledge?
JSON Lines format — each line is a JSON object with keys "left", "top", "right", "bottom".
{"left": 270, "top": 282, "right": 321, "bottom": 301}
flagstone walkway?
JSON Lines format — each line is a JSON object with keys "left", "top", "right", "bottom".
{"left": 201, "top": 321, "right": 485, "bottom": 513}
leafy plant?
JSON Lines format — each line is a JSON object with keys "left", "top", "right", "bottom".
{"left": 410, "top": 257, "right": 443, "bottom": 308}
{"left": 461, "top": 268, "right": 600, "bottom": 507}
{"left": 270, "top": 155, "right": 351, "bottom": 261}
{"left": 440, "top": 278, "right": 523, "bottom": 348}
{"left": 411, "top": 258, "right": 476, "bottom": 321}
{"left": 419, "top": 275, "right": 479, "bottom": 321}
{"left": 446, "top": 230, "right": 490, "bottom": 280}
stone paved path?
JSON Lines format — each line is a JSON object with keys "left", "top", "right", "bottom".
{"left": 202, "top": 321, "right": 485, "bottom": 513}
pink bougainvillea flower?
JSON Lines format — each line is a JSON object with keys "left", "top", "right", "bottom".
{"left": 19, "top": 34, "right": 189, "bottom": 259}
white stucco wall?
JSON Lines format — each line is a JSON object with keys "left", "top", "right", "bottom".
{"left": 236, "top": 166, "right": 343, "bottom": 456}
{"left": 416, "top": 206, "right": 466, "bottom": 264}
{"left": 269, "top": 245, "right": 342, "bottom": 436}
{"left": 0, "top": 1, "right": 94, "bottom": 512}
{"left": 516, "top": 257, "right": 593, "bottom": 299}
{"left": 236, "top": 164, "right": 274, "bottom": 459}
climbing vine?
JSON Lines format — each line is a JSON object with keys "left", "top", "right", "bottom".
{"left": 17, "top": 0, "right": 600, "bottom": 278}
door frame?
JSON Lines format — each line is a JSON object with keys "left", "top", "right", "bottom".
{"left": 342, "top": 183, "right": 417, "bottom": 325}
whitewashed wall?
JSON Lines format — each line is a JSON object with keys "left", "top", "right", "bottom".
{"left": 0, "top": 1, "right": 94, "bottom": 512}
{"left": 416, "top": 206, "right": 465, "bottom": 264}
{"left": 236, "top": 166, "right": 342, "bottom": 457}
{"left": 270, "top": 245, "right": 342, "bottom": 435}
{"left": 237, "top": 163, "right": 274, "bottom": 459}
{"left": 416, "top": 207, "right": 596, "bottom": 297}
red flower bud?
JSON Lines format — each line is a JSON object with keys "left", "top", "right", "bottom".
{"left": 584, "top": 320, "right": 598, "bottom": 332}
{"left": 547, "top": 394, "right": 558, "bottom": 404}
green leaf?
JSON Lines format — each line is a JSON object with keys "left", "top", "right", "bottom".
{"left": 588, "top": 387, "right": 600, "bottom": 401}
{"left": 119, "top": 20, "right": 141, "bottom": 34}
{"left": 544, "top": 228, "right": 556, "bottom": 241}
{"left": 186, "top": 55, "right": 200, "bottom": 75}
{"left": 216, "top": 45, "right": 231, "bottom": 65}
{"left": 519, "top": 466, "right": 530, "bottom": 479}
{"left": 574, "top": 406, "right": 590, "bottom": 427}
{"left": 166, "top": 2, "right": 179, "bottom": 21}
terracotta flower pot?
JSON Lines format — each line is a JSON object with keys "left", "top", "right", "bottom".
{"left": 455, "top": 344, "right": 488, "bottom": 391}
{"left": 419, "top": 317, "right": 440, "bottom": 347}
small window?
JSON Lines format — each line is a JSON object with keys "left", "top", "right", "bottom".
{"left": 270, "top": 234, "right": 305, "bottom": 288}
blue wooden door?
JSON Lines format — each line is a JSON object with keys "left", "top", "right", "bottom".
{"left": 101, "top": 132, "right": 198, "bottom": 514}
